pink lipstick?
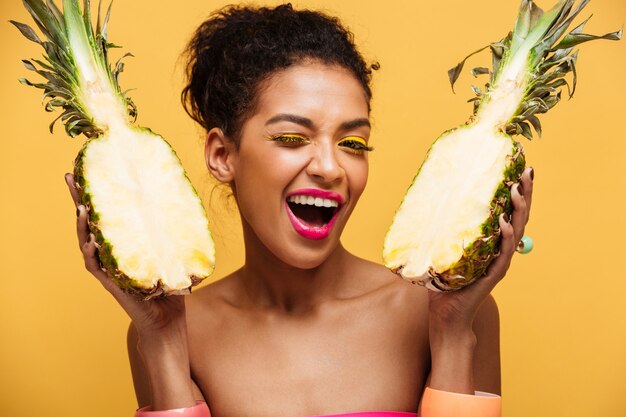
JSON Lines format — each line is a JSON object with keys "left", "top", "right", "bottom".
{"left": 285, "top": 188, "right": 345, "bottom": 240}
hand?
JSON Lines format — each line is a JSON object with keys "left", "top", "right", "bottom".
{"left": 64, "top": 173, "right": 187, "bottom": 337}
{"left": 428, "top": 167, "right": 534, "bottom": 329}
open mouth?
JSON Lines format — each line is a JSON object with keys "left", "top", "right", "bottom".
{"left": 287, "top": 195, "right": 339, "bottom": 227}
{"left": 285, "top": 190, "right": 345, "bottom": 240}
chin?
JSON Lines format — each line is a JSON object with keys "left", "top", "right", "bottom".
{"left": 241, "top": 208, "right": 349, "bottom": 270}
{"left": 273, "top": 238, "right": 341, "bottom": 270}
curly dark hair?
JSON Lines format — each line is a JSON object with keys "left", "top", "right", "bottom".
{"left": 181, "top": 3, "right": 378, "bottom": 145}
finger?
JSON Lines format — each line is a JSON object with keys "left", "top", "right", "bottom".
{"left": 82, "top": 233, "right": 103, "bottom": 275}
{"left": 481, "top": 214, "right": 516, "bottom": 286}
{"left": 81, "top": 233, "right": 118, "bottom": 291}
{"left": 64, "top": 173, "right": 80, "bottom": 207}
{"left": 76, "top": 204, "right": 89, "bottom": 249}
{"left": 521, "top": 167, "right": 534, "bottom": 223}
{"left": 82, "top": 234, "right": 120, "bottom": 295}
{"left": 511, "top": 183, "right": 528, "bottom": 243}
{"left": 467, "top": 215, "right": 515, "bottom": 296}
{"left": 82, "top": 233, "right": 145, "bottom": 310}
{"left": 500, "top": 213, "right": 516, "bottom": 257}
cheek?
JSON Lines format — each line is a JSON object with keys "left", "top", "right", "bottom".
{"left": 346, "top": 157, "right": 369, "bottom": 200}
{"left": 232, "top": 147, "right": 306, "bottom": 221}
{"left": 236, "top": 147, "right": 306, "bottom": 192}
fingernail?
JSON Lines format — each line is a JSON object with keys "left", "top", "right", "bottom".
{"left": 530, "top": 167, "right": 534, "bottom": 181}
{"left": 517, "top": 182, "right": 524, "bottom": 195}
{"left": 66, "top": 174, "right": 75, "bottom": 188}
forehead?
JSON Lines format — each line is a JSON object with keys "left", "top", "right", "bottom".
{"left": 253, "top": 62, "right": 370, "bottom": 124}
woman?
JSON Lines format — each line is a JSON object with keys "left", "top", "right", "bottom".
{"left": 64, "top": 4, "right": 532, "bottom": 416}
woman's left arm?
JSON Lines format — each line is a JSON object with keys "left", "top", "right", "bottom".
{"left": 427, "top": 167, "right": 534, "bottom": 395}
{"left": 472, "top": 293, "right": 501, "bottom": 395}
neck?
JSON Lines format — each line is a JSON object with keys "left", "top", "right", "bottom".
{"left": 238, "top": 221, "right": 353, "bottom": 314}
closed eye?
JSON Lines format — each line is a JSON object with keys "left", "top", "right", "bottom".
{"left": 337, "top": 136, "right": 374, "bottom": 154}
{"left": 267, "top": 134, "right": 310, "bottom": 146}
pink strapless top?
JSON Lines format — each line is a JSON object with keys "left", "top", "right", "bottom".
{"left": 307, "top": 412, "right": 416, "bottom": 417}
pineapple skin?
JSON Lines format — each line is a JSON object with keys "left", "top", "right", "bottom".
{"left": 423, "top": 139, "right": 525, "bottom": 291}
{"left": 72, "top": 128, "right": 211, "bottom": 300}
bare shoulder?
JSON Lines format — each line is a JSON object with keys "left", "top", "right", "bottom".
{"left": 361, "top": 258, "right": 500, "bottom": 344}
{"left": 349, "top": 257, "right": 431, "bottom": 325}
{"left": 352, "top": 258, "right": 432, "bottom": 380}
{"left": 187, "top": 272, "right": 240, "bottom": 308}
{"left": 185, "top": 271, "right": 243, "bottom": 329}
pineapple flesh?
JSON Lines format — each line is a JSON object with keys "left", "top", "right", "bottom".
{"left": 13, "top": 0, "right": 215, "bottom": 299}
{"left": 383, "top": 0, "right": 621, "bottom": 291}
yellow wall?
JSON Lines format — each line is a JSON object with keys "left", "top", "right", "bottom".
{"left": 1, "top": 1, "right": 625, "bottom": 416}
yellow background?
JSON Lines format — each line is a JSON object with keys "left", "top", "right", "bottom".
{"left": 1, "top": 0, "right": 625, "bottom": 416}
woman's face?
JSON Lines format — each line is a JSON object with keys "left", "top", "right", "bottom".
{"left": 229, "top": 62, "right": 371, "bottom": 269}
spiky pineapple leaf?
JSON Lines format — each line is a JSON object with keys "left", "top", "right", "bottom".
{"left": 447, "top": 45, "right": 491, "bottom": 93}
{"left": 11, "top": 20, "right": 43, "bottom": 43}
{"left": 13, "top": 0, "right": 137, "bottom": 138}
{"left": 552, "top": 26, "right": 623, "bottom": 50}
{"left": 470, "top": 66, "right": 490, "bottom": 77}
{"left": 447, "top": 0, "right": 621, "bottom": 140}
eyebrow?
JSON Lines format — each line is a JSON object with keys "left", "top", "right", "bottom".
{"left": 265, "top": 113, "right": 371, "bottom": 131}
{"left": 265, "top": 114, "right": 314, "bottom": 128}
{"left": 340, "top": 118, "right": 371, "bottom": 131}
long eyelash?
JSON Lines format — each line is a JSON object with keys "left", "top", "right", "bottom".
{"left": 338, "top": 138, "right": 374, "bottom": 153}
{"left": 266, "top": 134, "right": 310, "bottom": 145}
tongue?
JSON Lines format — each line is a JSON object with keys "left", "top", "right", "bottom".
{"left": 291, "top": 204, "right": 325, "bottom": 227}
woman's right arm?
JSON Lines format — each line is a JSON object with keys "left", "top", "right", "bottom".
{"left": 65, "top": 173, "right": 200, "bottom": 411}
{"left": 127, "top": 323, "right": 206, "bottom": 408}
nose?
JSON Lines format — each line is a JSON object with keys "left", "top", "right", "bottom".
{"left": 305, "top": 140, "right": 345, "bottom": 184}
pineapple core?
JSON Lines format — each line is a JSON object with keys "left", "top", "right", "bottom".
{"left": 80, "top": 126, "right": 215, "bottom": 293}
{"left": 383, "top": 123, "right": 515, "bottom": 280}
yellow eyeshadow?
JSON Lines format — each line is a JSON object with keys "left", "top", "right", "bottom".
{"left": 266, "top": 134, "right": 372, "bottom": 152}
{"left": 337, "top": 136, "right": 374, "bottom": 153}
{"left": 338, "top": 136, "right": 368, "bottom": 146}
{"left": 266, "top": 134, "right": 309, "bottom": 143}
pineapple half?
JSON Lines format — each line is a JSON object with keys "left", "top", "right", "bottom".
{"left": 12, "top": 0, "right": 215, "bottom": 299}
{"left": 383, "top": 0, "right": 620, "bottom": 291}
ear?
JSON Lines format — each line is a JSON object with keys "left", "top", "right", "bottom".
{"left": 205, "top": 127, "right": 237, "bottom": 183}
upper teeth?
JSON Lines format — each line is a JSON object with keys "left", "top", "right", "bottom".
{"left": 288, "top": 195, "right": 339, "bottom": 208}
